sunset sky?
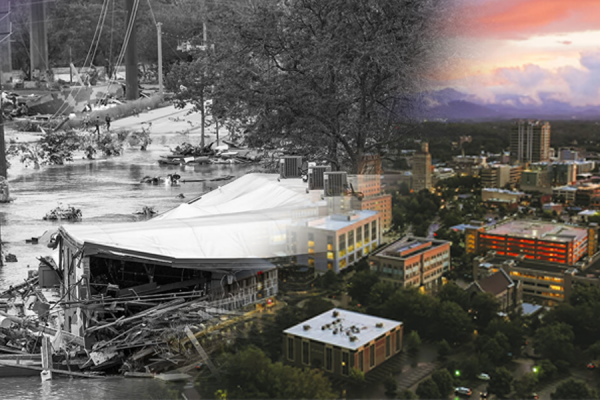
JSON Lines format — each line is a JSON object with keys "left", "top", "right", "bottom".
{"left": 439, "top": 0, "right": 600, "bottom": 106}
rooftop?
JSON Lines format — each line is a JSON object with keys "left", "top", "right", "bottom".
{"left": 284, "top": 308, "right": 402, "bottom": 350}
{"left": 485, "top": 220, "right": 587, "bottom": 243}
{"left": 476, "top": 268, "right": 514, "bottom": 296}
{"left": 303, "top": 210, "right": 378, "bottom": 231}
{"left": 373, "top": 236, "right": 450, "bottom": 259}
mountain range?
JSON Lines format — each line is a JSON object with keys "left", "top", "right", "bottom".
{"left": 414, "top": 88, "right": 600, "bottom": 121}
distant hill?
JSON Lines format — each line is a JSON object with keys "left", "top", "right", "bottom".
{"left": 414, "top": 89, "right": 600, "bottom": 121}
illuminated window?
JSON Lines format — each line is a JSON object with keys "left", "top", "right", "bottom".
{"left": 550, "top": 285, "right": 564, "bottom": 291}
{"left": 342, "top": 352, "right": 349, "bottom": 376}
{"left": 308, "top": 240, "right": 315, "bottom": 248}
{"left": 308, "top": 257, "right": 315, "bottom": 267}
{"left": 339, "top": 234, "right": 346, "bottom": 257}
{"left": 340, "top": 258, "right": 347, "bottom": 269}
{"left": 327, "top": 236, "right": 334, "bottom": 251}
{"left": 348, "top": 230, "right": 355, "bottom": 252}
{"left": 327, "top": 262, "right": 333, "bottom": 270}
{"left": 327, "top": 251, "right": 334, "bottom": 260}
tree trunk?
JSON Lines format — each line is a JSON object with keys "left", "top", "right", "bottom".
{"left": 200, "top": 94, "right": 205, "bottom": 149}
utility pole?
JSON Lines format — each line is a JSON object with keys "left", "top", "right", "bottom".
{"left": 156, "top": 22, "right": 163, "bottom": 95}
{"left": 69, "top": 46, "right": 72, "bottom": 84}
{"left": 0, "top": 70, "right": 9, "bottom": 204}
{"left": 125, "top": 0, "right": 139, "bottom": 100}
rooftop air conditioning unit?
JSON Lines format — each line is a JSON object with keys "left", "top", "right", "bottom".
{"left": 308, "top": 164, "right": 331, "bottom": 190}
{"left": 324, "top": 171, "right": 347, "bottom": 197}
{"left": 280, "top": 156, "right": 303, "bottom": 179}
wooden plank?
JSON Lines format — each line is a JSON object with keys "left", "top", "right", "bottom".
{"left": 41, "top": 337, "right": 52, "bottom": 370}
{"left": 124, "top": 371, "right": 155, "bottom": 378}
{"left": 154, "top": 373, "right": 192, "bottom": 382}
{"left": 184, "top": 326, "right": 220, "bottom": 379}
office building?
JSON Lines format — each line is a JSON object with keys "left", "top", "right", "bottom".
{"left": 369, "top": 237, "right": 451, "bottom": 291}
{"left": 284, "top": 308, "right": 403, "bottom": 377}
{"left": 510, "top": 120, "right": 551, "bottom": 163}
{"left": 412, "top": 142, "right": 432, "bottom": 192}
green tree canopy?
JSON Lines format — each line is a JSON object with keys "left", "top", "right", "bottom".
{"left": 222, "top": 346, "right": 336, "bottom": 399}
{"left": 431, "top": 368, "right": 454, "bottom": 398}
{"left": 201, "top": 0, "right": 450, "bottom": 172}
{"left": 533, "top": 322, "right": 575, "bottom": 363}
{"left": 416, "top": 377, "right": 441, "bottom": 400}
{"left": 348, "top": 270, "right": 380, "bottom": 306}
{"left": 489, "top": 367, "right": 513, "bottom": 399}
{"left": 551, "top": 379, "right": 598, "bottom": 400}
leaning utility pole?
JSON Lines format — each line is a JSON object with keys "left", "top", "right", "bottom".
{"left": 0, "top": 0, "right": 9, "bottom": 188}
{"left": 157, "top": 22, "right": 163, "bottom": 95}
{"left": 125, "top": 0, "right": 139, "bottom": 100}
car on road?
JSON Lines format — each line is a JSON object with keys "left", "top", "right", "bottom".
{"left": 479, "top": 391, "right": 488, "bottom": 399}
{"left": 526, "top": 393, "right": 539, "bottom": 400}
{"left": 587, "top": 362, "right": 597, "bottom": 370}
{"left": 477, "top": 373, "right": 491, "bottom": 381}
{"left": 455, "top": 387, "right": 472, "bottom": 397}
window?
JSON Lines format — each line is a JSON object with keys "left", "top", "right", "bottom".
{"left": 340, "top": 258, "right": 347, "bottom": 269}
{"left": 386, "top": 335, "right": 391, "bottom": 358}
{"left": 342, "top": 352, "right": 349, "bottom": 376}
{"left": 364, "top": 223, "right": 369, "bottom": 242}
{"left": 302, "top": 341, "right": 309, "bottom": 365}
{"left": 327, "top": 262, "right": 333, "bottom": 270}
{"left": 372, "top": 220, "right": 377, "bottom": 241}
{"left": 327, "top": 251, "right": 334, "bottom": 260}
{"left": 348, "top": 230, "right": 355, "bottom": 252}
{"left": 369, "top": 343, "right": 375, "bottom": 367}
{"left": 395, "top": 330, "right": 401, "bottom": 352}
{"left": 339, "top": 234, "right": 346, "bottom": 257}
{"left": 327, "top": 236, "right": 334, "bottom": 251}
{"left": 356, "top": 225, "right": 363, "bottom": 247}
{"left": 325, "top": 347, "right": 333, "bottom": 371}
{"left": 358, "top": 350, "right": 364, "bottom": 371}
{"left": 308, "top": 257, "right": 315, "bottom": 267}
{"left": 288, "top": 337, "right": 294, "bottom": 361}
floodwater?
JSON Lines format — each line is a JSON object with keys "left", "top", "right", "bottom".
{"left": 2, "top": 376, "right": 188, "bottom": 400}
{"left": 0, "top": 144, "right": 253, "bottom": 289}
{"left": 0, "top": 142, "right": 252, "bottom": 398}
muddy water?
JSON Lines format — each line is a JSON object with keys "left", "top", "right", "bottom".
{"left": 0, "top": 144, "right": 253, "bottom": 289}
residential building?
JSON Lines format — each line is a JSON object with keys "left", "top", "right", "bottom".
{"left": 510, "top": 120, "right": 551, "bottom": 163}
{"left": 412, "top": 142, "right": 432, "bottom": 191}
{"left": 468, "top": 268, "right": 523, "bottom": 313}
{"left": 369, "top": 237, "right": 451, "bottom": 291}
{"left": 467, "top": 220, "right": 594, "bottom": 266}
{"left": 283, "top": 308, "right": 403, "bottom": 377}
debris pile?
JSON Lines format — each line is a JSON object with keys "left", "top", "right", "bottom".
{"left": 43, "top": 205, "right": 82, "bottom": 221}
{"left": 0, "top": 276, "right": 243, "bottom": 381}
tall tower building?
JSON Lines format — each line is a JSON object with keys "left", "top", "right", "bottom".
{"left": 510, "top": 120, "right": 551, "bottom": 164}
{"left": 412, "top": 142, "right": 432, "bottom": 192}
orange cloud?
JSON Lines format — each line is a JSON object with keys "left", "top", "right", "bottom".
{"left": 454, "top": 0, "right": 600, "bottom": 39}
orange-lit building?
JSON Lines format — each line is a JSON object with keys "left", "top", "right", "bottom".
{"left": 350, "top": 174, "right": 393, "bottom": 231}
{"left": 470, "top": 221, "right": 589, "bottom": 266}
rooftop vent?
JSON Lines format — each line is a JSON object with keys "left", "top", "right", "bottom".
{"left": 333, "top": 329, "right": 338, "bottom": 335}
{"left": 324, "top": 171, "right": 348, "bottom": 197}
{"left": 308, "top": 164, "right": 332, "bottom": 190}
{"left": 332, "top": 310, "right": 339, "bottom": 318}
{"left": 303, "top": 324, "right": 311, "bottom": 331}
{"left": 350, "top": 336, "right": 358, "bottom": 342}
{"left": 376, "top": 322, "right": 384, "bottom": 328}
{"left": 280, "top": 156, "right": 303, "bottom": 179}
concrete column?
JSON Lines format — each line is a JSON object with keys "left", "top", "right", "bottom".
{"left": 29, "top": 0, "right": 48, "bottom": 79}
{"left": 125, "top": 0, "right": 139, "bottom": 100}
{"left": 0, "top": 0, "right": 11, "bottom": 80}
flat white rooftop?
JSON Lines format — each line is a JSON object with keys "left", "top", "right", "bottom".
{"left": 305, "top": 210, "right": 378, "bottom": 231}
{"left": 284, "top": 308, "right": 402, "bottom": 350}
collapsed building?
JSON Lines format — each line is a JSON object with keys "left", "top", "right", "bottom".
{"left": 49, "top": 170, "right": 384, "bottom": 346}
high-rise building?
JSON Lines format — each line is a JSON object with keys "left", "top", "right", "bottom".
{"left": 510, "top": 120, "right": 551, "bottom": 163}
{"left": 412, "top": 142, "right": 431, "bottom": 192}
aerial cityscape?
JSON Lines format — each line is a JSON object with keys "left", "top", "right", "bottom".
{"left": 0, "top": 1, "right": 599, "bottom": 400}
